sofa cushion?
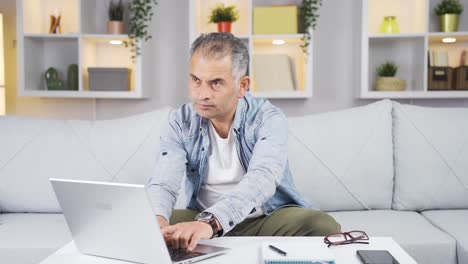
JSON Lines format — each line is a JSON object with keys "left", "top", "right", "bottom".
{"left": 0, "top": 108, "right": 170, "bottom": 212}
{"left": 392, "top": 102, "right": 468, "bottom": 211}
{"left": 0, "top": 213, "right": 71, "bottom": 264}
{"left": 328, "top": 210, "right": 457, "bottom": 264}
{"left": 288, "top": 99, "right": 394, "bottom": 211}
{"left": 422, "top": 210, "right": 468, "bottom": 264}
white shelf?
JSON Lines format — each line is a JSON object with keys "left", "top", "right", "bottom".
{"left": 251, "top": 90, "right": 312, "bottom": 99}
{"left": 19, "top": 90, "right": 145, "bottom": 99}
{"left": 23, "top": 33, "right": 131, "bottom": 40}
{"left": 368, "top": 33, "right": 426, "bottom": 39}
{"left": 17, "top": 0, "right": 147, "bottom": 99}
{"left": 81, "top": 34, "right": 130, "bottom": 39}
{"left": 24, "top": 33, "right": 80, "bottom": 39}
{"left": 252, "top": 34, "right": 305, "bottom": 39}
{"left": 189, "top": 0, "right": 313, "bottom": 99}
{"left": 428, "top": 31, "right": 468, "bottom": 37}
{"left": 362, "top": 91, "right": 468, "bottom": 99}
{"left": 361, "top": 0, "right": 468, "bottom": 99}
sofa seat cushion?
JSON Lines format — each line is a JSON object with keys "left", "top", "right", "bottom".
{"left": 0, "top": 213, "right": 71, "bottom": 264}
{"left": 328, "top": 210, "right": 456, "bottom": 264}
{"left": 422, "top": 210, "right": 468, "bottom": 264}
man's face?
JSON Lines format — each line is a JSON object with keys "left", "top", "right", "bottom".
{"left": 189, "top": 50, "right": 248, "bottom": 122}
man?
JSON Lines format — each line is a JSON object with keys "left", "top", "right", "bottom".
{"left": 146, "top": 33, "right": 340, "bottom": 252}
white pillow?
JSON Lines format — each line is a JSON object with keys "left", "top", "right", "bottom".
{"left": 392, "top": 102, "right": 468, "bottom": 210}
{"left": 0, "top": 108, "right": 170, "bottom": 213}
{"left": 288, "top": 99, "right": 394, "bottom": 211}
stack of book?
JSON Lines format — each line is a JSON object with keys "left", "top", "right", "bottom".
{"left": 429, "top": 50, "right": 449, "bottom": 67}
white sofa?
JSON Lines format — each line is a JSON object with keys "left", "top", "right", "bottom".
{"left": 1, "top": 100, "right": 467, "bottom": 264}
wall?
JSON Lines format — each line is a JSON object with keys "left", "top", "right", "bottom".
{"left": 2, "top": 0, "right": 468, "bottom": 121}
{"left": 0, "top": 13, "right": 4, "bottom": 115}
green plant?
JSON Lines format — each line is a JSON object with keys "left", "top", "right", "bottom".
{"left": 124, "top": 0, "right": 158, "bottom": 60}
{"left": 301, "top": 0, "right": 322, "bottom": 56}
{"left": 108, "top": 0, "right": 124, "bottom": 21}
{"left": 434, "top": 0, "right": 464, "bottom": 15}
{"left": 209, "top": 3, "right": 239, "bottom": 23}
{"left": 377, "top": 61, "right": 398, "bottom": 77}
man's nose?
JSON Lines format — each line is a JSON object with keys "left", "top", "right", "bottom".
{"left": 198, "top": 82, "right": 211, "bottom": 100}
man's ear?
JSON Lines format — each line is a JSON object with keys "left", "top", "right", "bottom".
{"left": 237, "top": 76, "right": 250, "bottom": 98}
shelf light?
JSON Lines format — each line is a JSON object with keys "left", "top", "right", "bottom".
{"left": 442, "top": 37, "right": 457, "bottom": 43}
{"left": 272, "top": 39, "right": 286, "bottom": 45}
{"left": 109, "top": 40, "right": 123, "bottom": 45}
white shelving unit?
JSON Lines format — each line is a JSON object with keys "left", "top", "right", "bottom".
{"left": 17, "top": 0, "right": 148, "bottom": 99}
{"left": 361, "top": 0, "right": 468, "bottom": 99}
{"left": 189, "top": 0, "right": 313, "bottom": 99}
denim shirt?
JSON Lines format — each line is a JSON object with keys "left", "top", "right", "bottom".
{"left": 146, "top": 93, "right": 316, "bottom": 234}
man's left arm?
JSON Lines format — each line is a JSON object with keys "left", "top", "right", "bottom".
{"left": 204, "top": 110, "right": 289, "bottom": 234}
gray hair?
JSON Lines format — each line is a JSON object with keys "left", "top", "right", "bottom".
{"left": 190, "top": 33, "right": 249, "bottom": 86}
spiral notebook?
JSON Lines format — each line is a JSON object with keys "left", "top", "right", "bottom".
{"left": 261, "top": 242, "right": 335, "bottom": 264}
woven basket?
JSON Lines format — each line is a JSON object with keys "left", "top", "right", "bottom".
{"left": 376, "top": 77, "right": 406, "bottom": 91}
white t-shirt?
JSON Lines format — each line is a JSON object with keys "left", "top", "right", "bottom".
{"left": 197, "top": 121, "right": 263, "bottom": 218}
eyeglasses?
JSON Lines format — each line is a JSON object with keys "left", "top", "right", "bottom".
{"left": 324, "top": 230, "right": 369, "bottom": 247}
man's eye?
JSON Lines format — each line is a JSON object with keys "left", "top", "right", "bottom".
{"left": 212, "top": 81, "right": 221, "bottom": 86}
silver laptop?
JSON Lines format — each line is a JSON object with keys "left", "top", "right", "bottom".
{"left": 50, "top": 178, "right": 229, "bottom": 264}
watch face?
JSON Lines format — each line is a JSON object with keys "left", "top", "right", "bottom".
{"left": 197, "top": 212, "right": 213, "bottom": 220}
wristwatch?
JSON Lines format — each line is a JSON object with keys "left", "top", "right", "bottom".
{"left": 195, "top": 212, "right": 223, "bottom": 238}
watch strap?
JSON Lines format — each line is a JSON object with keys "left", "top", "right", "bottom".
{"left": 196, "top": 212, "right": 223, "bottom": 238}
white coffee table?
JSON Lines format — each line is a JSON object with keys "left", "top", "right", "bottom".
{"left": 40, "top": 237, "right": 417, "bottom": 264}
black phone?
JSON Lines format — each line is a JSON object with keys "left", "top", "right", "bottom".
{"left": 356, "top": 250, "right": 400, "bottom": 264}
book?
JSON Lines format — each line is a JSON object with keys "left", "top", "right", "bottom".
{"left": 429, "top": 50, "right": 433, "bottom": 67}
{"left": 430, "top": 50, "right": 450, "bottom": 67}
{"left": 253, "top": 54, "right": 296, "bottom": 92}
{"left": 261, "top": 242, "right": 336, "bottom": 264}
{"left": 439, "top": 51, "right": 449, "bottom": 67}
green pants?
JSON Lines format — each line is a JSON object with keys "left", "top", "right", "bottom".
{"left": 169, "top": 206, "right": 341, "bottom": 237}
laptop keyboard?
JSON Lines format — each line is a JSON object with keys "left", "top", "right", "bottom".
{"left": 168, "top": 248, "right": 207, "bottom": 262}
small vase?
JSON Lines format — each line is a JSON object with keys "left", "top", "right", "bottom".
{"left": 107, "top": 21, "right": 124, "bottom": 34}
{"left": 45, "top": 67, "right": 64, "bottom": 90}
{"left": 379, "top": 16, "right": 400, "bottom": 34}
{"left": 376, "top": 77, "right": 406, "bottom": 91}
{"left": 217, "top": 22, "right": 232, "bottom": 33}
{"left": 440, "top": 14, "right": 459, "bottom": 32}
{"left": 67, "top": 64, "right": 79, "bottom": 91}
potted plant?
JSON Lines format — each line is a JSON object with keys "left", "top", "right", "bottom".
{"left": 434, "top": 0, "right": 464, "bottom": 32}
{"left": 209, "top": 3, "right": 239, "bottom": 33}
{"left": 123, "top": 0, "right": 158, "bottom": 60}
{"left": 108, "top": 0, "right": 124, "bottom": 34}
{"left": 301, "top": 0, "right": 322, "bottom": 56}
{"left": 375, "top": 62, "right": 406, "bottom": 91}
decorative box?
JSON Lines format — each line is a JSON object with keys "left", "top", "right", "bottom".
{"left": 454, "top": 66, "right": 468, "bottom": 90}
{"left": 428, "top": 67, "right": 454, "bottom": 90}
{"left": 88, "top": 67, "right": 130, "bottom": 91}
{"left": 253, "top": 6, "right": 298, "bottom": 34}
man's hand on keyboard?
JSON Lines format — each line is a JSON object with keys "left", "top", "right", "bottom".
{"left": 157, "top": 216, "right": 169, "bottom": 228}
{"left": 161, "top": 221, "right": 213, "bottom": 251}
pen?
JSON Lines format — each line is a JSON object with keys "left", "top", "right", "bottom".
{"left": 268, "top": 245, "right": 287, "bottom": 256}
